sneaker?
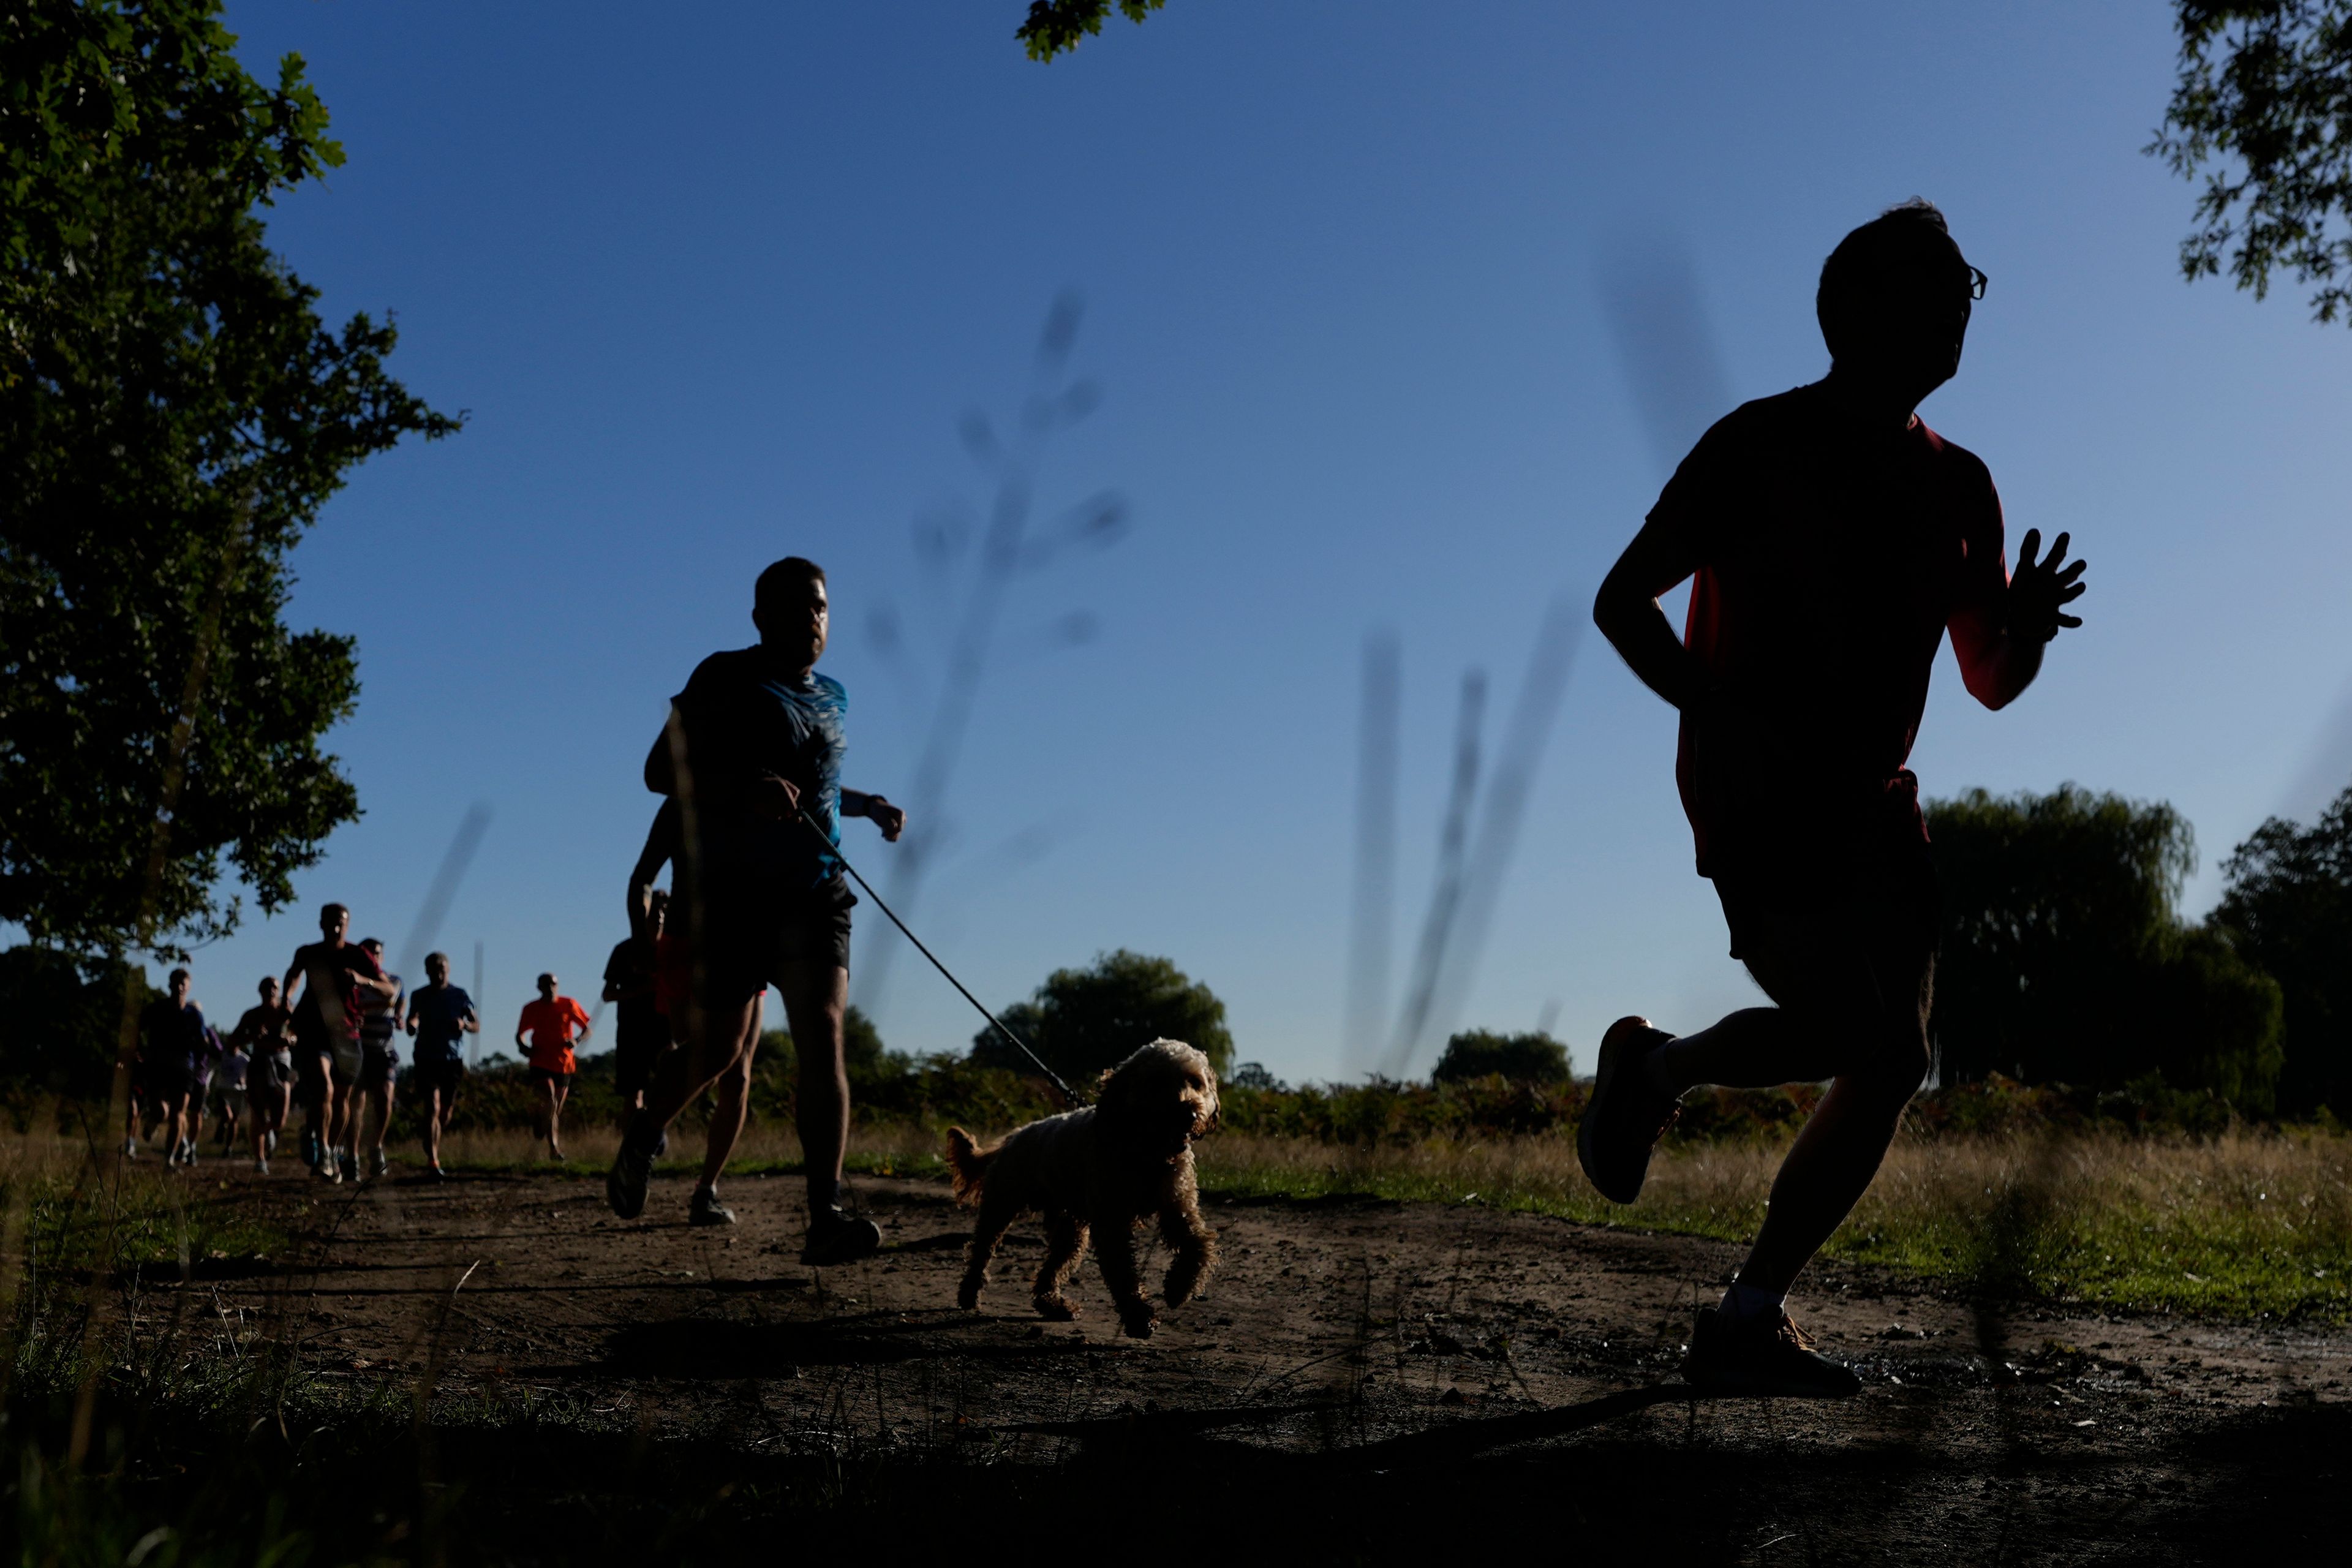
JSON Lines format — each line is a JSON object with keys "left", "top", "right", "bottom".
{"left": 606, "top": 1135, "right": 655, "bottom": 1220}
{"left": 318, "top": 1158, "right": 342, "bottom": 1185}
{"left": 428, "top": 1163, "right": 448, "bottom": 1183}
{"left": 121, "top": 1137, "right": 139, "bottom": 1161}
{"left": 369, "top": 1150, "right": 389, "bottom": 1179}
{"left": 303, "top": 1129, "right": 321, "bottom": 1169}
{"left": 800, "top": 1207, "right": 881, "bottom": 1266}
{"left": 265, "top": 1130, "right": 277, "bottom": 1155}
{"left": 1577, "top": 1016, "right": 1682, "bottom": 1204}
{"left": 689, "top": 1186, "right": 736, "bottom": 1227}
{"left": 338, "top": 1150, "right": 358, "bottom": 1183}
{"left": 1683, "top": 1306, "right": 1861, "bottom": 1400}
{"left": 254, "top": 1158, "right": 270, "bottom": 1176}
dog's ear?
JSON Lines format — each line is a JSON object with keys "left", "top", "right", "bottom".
{"left": 1094, "top": 1058, "right": 1139, "bottom": 1128}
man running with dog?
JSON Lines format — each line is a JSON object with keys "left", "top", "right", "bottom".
{"left": 1581, "top": 201, "right": 2087, "bottom": 1396}
{"left": 605, "top": 556, "right": 905, "bottom": 1264}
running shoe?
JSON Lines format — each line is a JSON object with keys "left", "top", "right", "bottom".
{"left": 688, "top": 1186, "right": 736, "bottom": 1227}
{"left": 254, "top": 1158, "right": 270, "bottom": 1176}
{"left": 606, "top": 1135, "right": 655, "bottom": 1220}
{"left": 303, "top": 1129, "right": 321, "bottom": 1169}
{"left": 1576, "top": 1015, "right": 1683, "bottom": 1204}
{"left": 121, "top": 1137, "right": 139, "bottom": 1161}
{"left": 338, "top": 1148, "right": 358, "bottom": 1183}
{"left": 368, "top": 1149, "right": 389, "bottom": 1179}
{"left": 1682, "top": 1305, "right": 1861, "bottom": 1400}
{"left": 428, "top": 1163, "right": 448, "bottom": 1183}
{"left": 265, "top": 1129, "right": 277, "bottom": 1155}
{"left": 800, "top": 1207, "right": 881, "bottom": 1266}
{"left": 318, "top": 1157, "right": 341, "bottom": 1185}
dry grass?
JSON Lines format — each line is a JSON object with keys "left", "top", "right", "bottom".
{"left": 1197, "top": 1126, "right": 2352, "bottom": 1321}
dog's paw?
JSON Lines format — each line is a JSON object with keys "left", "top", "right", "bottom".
{"left": 1118, "top": 1306, "right": 1157, "bottom": 1340}
{"left": 1034, "top": 1295, "right": 1079, "bottom": 1321}
{"left": 957, "top": 1286, "right": 982, "bottom": 1311}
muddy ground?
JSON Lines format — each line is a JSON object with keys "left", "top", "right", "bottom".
{"left": 175, "top": 1162, "right": 2348, "bottom": 1563}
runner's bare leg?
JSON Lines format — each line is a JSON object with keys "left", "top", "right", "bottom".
{"left": 782, "top": 962, "right": 851, "bottom": 1208}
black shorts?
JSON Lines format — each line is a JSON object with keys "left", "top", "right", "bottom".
{"left": 692, "top": 878, "right": 855, "bottom": 1007}
{"left": 358, "top": 1046, "right": 399, "bottom": 1090}
{"left": 613, "top": 1009, "right": 669, "bottom": 1097}
{"left": 410, "top": 1058, "right": 464, "bottom": 1099}
{"left": 1709, "top": 832, "right": 1940, "bottom": 1023}
{"left": 529, "top": 1068, "right": 575, "bottom": 1091}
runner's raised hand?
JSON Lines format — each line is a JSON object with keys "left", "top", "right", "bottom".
{"left": 2007, "top": 527, "right": 2086, "bottom": 643}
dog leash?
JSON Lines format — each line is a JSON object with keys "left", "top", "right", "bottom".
{"left": 794, "top": 804, "right": 1079, "bottom": 1102}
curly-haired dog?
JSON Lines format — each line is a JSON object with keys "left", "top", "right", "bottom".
{"left": 945, "top": 1038, "right": 1219, "bottom": 1339}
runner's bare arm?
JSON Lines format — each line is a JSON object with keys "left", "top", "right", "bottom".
{"left": 1594, "top": 518, "right": 1711, "bottom": 711}
{"left": 627, "top": 800, "right": 679, "bottom": 939}
{"left": 1953, "top": 527, "right": 2086, "bottom": 710}
{"left": 840, "top": 789, "right": 906, "bottom": 842}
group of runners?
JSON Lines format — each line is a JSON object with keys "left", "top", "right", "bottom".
{"left": 124, "top": 202, "right": 2085, "bottom": 1390}
{"left": 122, "top": 917, "right": 603, "bottom": 1182}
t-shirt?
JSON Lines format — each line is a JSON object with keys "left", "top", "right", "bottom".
{"left": 232, "top": 1001, "right": 291, "bottom": 1056}
{"left": 517, "top": 995, "right": 592, "bottom": 1074}
{"left": 288, "top": 941, "right": 388, "bottom": 1050}
{"left": 360, "top": 974, "right": 404, "bottom": 1055}
{"left": 218, "top": 1051, "right": 249, "bottom": 1091}
{"left": 666, "top": 649, "right": 846, "bottom": 908}
{"left": 1645, "top": 383, "right": 2008, "bottom": 878}
{"left": 409, "top": 984, "right": 477, "bottom": 1066}
{"left": 138, "top": 998, "right": 209, "bottom": 1077}
{"left": 604, "top": 937, "right": 663, "bottom": 1043}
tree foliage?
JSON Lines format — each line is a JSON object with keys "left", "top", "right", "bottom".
{"left": 0, "top": 944, "right": 153, "bottom": 1097}
{"left": 1016, "top": 0, "right": 1164, "bottom": 63}
{"left": 974, "top": 949, "right": 1231, "bottom": 1082}
{"left": 2150, "top": 2, "right": 2352, "bottom": 323}
{"left": 1928, "top": 785, "right": 2283, "bottom": 1107}
{"left": 1431, "top": 1028, "right": 1572, "bottom": 1085}
{"left": 2214, "top": 782, "right": 2352, "bottom": 1113}
{"left": 1, "top": 0, "right": 461, "bottom": 959}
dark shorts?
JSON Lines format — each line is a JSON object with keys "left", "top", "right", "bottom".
{"left": 410, "top": 1057, "right": 464, "bottom": 1099}
{"left": 614, "top": 1009, "right": 669, "bottom": 1098}
{"left": 144, "top": 1065, "right": 194, "bottom": 1106}
{"left": 529, "top": 1068, "right": 575, "bottom": 1091}
{"left": 1710, "top": 832, "right": 1940, "bottom": 1029}
{"left": 691, "top": 878, "right": 855, "bottom": 1008}
{"left": 358, "top": 1045, "right": 399, "bottom": 1090}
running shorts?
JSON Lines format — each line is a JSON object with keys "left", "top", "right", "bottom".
{"left": 358, "top": 1046, "right": 399, "bottom": 1091}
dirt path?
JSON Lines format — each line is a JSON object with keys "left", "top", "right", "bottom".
{"left": 193, "top": 1163, "right": 2348, "bottom": 1562}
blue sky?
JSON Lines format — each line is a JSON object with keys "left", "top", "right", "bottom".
{"left": 149, "top": 1, "right": 2350, "bottom": 1080}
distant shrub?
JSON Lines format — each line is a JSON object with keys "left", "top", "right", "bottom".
{"left": 1431, "top": 1029, "right": 1571, "bottom": 1085}
{"left": 1227, "top": 1061, "right": 1283, "bottom": 1090}
{"left": 973, "top": 950, "right": 1233, "bottom": 1082}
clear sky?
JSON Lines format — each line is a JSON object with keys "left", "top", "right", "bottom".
{"left": 151, "top": 1, "right": 2350, "bottom": 1082}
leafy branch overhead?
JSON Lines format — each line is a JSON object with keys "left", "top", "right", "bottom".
{"left": 1, "top": 0, "right": 461, "bottom": 959}
{"left": 2151, "top": 1, "right": 2352, "bottom": 323}
{"left": 1016, "top": 0, "right": 1164, "bottom": 63}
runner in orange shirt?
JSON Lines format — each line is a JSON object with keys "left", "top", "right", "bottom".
{"left": 516, "top": 973, "right": 592, "bottom": 1160}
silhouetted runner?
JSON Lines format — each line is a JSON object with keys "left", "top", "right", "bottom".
{"left": 137, "top": 967, "right": 210, "bottom": 1168}
{"left": 1583, "top": 201, "right": 2086, "bottom": 1398}
{"left": 605, "top": 556, "right": 905, "bottom": 1261}
{"left": 229, "top": 976, "right": 293, "bottom": 1173}
{"left": 282, "top": 903, "right": 397, "bottom": 1186}
{"left": 403, "top": 951, "right": 478, "bottom": 1178}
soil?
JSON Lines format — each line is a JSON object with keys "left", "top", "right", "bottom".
{"left": 183, "top": 1161, "right": 2349, "bottom": 1563}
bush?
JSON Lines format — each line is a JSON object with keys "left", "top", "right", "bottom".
{"left": 973, "top": 950, "right": 1233, "bottom": 1083}
{"left": 0, "top": 945, "right": 154, "bottom": 1098}
{"left": 2215, "top": 782, "right": 2352, "bottom": 1115}
{"left": 1928, "top": 785, "right": 2282, "bottom": 1104}
{"left": 1431, "top": 1029, "right": 1571, "bottom": 1085}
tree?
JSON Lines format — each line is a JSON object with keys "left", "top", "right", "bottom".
{"left": 977, "top": 949, "right": 1232, "bottom": 1082}
{"left": 1, "top": 1, "right": 461, "bottom": 961}
{"left": 0, "top": 944, "right": 153, "bottom": 1098}
{"left": 1431, "top": 1029, "right": 1572, "bottom": 1085}
{"left": 2214, "top": 783, "right": 2352, "bottom": 1114}
{"left": 970, "top": 999, "right": 1048, "bottom": 1071}
{"left": 2150, "top": 2, "right": 2352, "bottom": 323}
{"left": 1016, "top": 0, "right": 1164, "bottom": 62}
{"left": 1928, "top": 785, "right": 2283, "bottom": 1106}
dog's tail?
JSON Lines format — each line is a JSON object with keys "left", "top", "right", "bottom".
{"left": 943, "top": 1126, "right": 998, "bottom": 1207}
